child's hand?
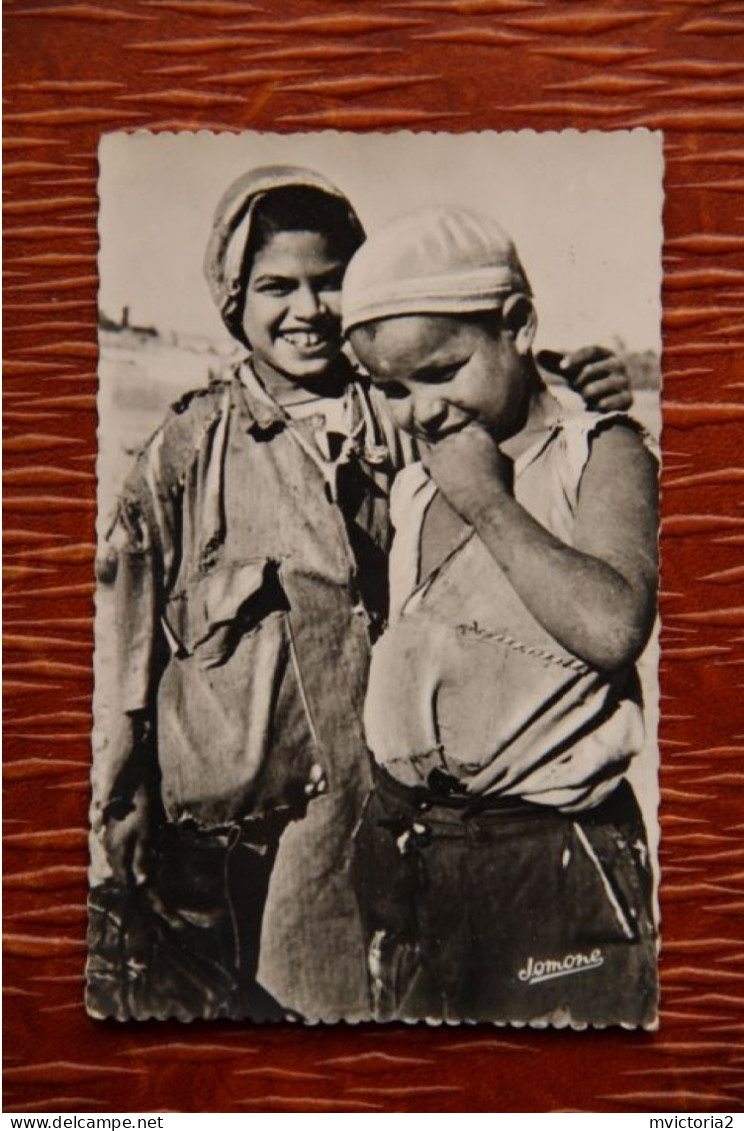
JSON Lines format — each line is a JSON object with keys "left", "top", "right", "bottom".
{"left": 421, "top": 424, "right": 512, "bottom": 523}
{"left": 537, "top": 346, "right": 632, "bottom": 412}
{"left": 100, "top": 791, "right": 151, "bottom": 887}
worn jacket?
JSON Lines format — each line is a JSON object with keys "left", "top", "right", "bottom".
{"left": 102, "top": 358, "right": 411, "bottom": 1018}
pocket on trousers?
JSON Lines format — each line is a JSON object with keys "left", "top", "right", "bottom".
{"left": 368, "top": 928, "right": 424, "bottom": 1022}
{"left": 566, "top": 818, "right": 653, "bottom": 946}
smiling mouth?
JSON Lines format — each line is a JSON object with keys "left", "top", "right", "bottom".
{"left": 280, "top": 329, "right": 336, "bottom": 352}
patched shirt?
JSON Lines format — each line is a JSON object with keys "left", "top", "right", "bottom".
{"left": 364, "top": 410, "right": 651, "bottom": 813}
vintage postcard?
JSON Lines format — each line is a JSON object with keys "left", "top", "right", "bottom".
{"left": 89, "top": 129, "right": 663, "bottom": 1027}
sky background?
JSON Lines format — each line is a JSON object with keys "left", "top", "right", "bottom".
{"left": 99, "top": 129, "right": 663, "bottom": 355}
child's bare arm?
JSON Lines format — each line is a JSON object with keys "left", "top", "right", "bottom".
{"left": 422, "top": 422, "right": 658, "bottom": 673}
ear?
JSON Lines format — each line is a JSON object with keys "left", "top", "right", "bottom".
{"left": 502, "top": 293, "right": 537, "bottom": 355}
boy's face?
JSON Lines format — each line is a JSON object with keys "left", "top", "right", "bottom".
{"left": 242, "top": 230, "right": 346, "bottom": 387}
{"left": 350, "top": 313, "right": 530, "bottom": 444}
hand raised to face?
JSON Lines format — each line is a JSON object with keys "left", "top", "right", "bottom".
{"left": 420, "top": 422, "right": 514, "bottom": 525}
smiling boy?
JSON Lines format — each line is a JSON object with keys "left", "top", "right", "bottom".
{"left": 240, "top": 229, "right": 347, "bottom": 387}
{"left": 342, "top": 207, "right": 659, "bottom": 1027}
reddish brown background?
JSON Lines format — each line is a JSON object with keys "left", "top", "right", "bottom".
{"left": 4, "top": 0, "right": 744, "bottom": 1114}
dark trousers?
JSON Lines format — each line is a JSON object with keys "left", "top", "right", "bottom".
{"left": 152, "top": 814, "right": 295, "bottom": 1020}
{"left": 351, "top": 769, "right": 658, "bottom": 1027}
{"left": 87, "top": 806, "right": 301, "bottom": 1021}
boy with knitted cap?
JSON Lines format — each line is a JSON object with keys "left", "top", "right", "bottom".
{"left": 342, "top": 207, "right": 659, "bottom": 1027}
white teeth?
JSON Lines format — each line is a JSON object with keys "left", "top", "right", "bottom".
{"left": 283, "top": 331, "right": 325, "bottom": 348}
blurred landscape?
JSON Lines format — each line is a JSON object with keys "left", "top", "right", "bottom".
{"left": 97, "top": 314, "right": 238, "bottom": 535}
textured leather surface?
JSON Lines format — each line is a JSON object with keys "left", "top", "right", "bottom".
{"left": 4, "top": 0, "right": 744, "bottom": 1113}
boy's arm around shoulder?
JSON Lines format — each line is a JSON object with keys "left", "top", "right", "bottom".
{"left": 424, "top": 420, "right": 658, "bottom": 673}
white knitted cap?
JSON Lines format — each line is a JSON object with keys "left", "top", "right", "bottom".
{"left": 342, "top": 206, "right": 531, "bottom": 333}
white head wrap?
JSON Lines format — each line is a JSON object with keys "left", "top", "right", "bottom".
{"left": 204, "top": 165, "right": 364, "bottom": 343}
{"left": 342, "top": 206, "right": 531, "bottom": 334}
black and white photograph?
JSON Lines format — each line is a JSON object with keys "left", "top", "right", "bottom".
{"left": 88, "top": 129, "right": 663, "bottom": 1029}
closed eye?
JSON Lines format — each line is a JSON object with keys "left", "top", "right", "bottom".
{"left": 415, "top": 363, "right": 462, "bottom": 384}
{"left": 379, "top": 381, "right": 410, "bottom": 401}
